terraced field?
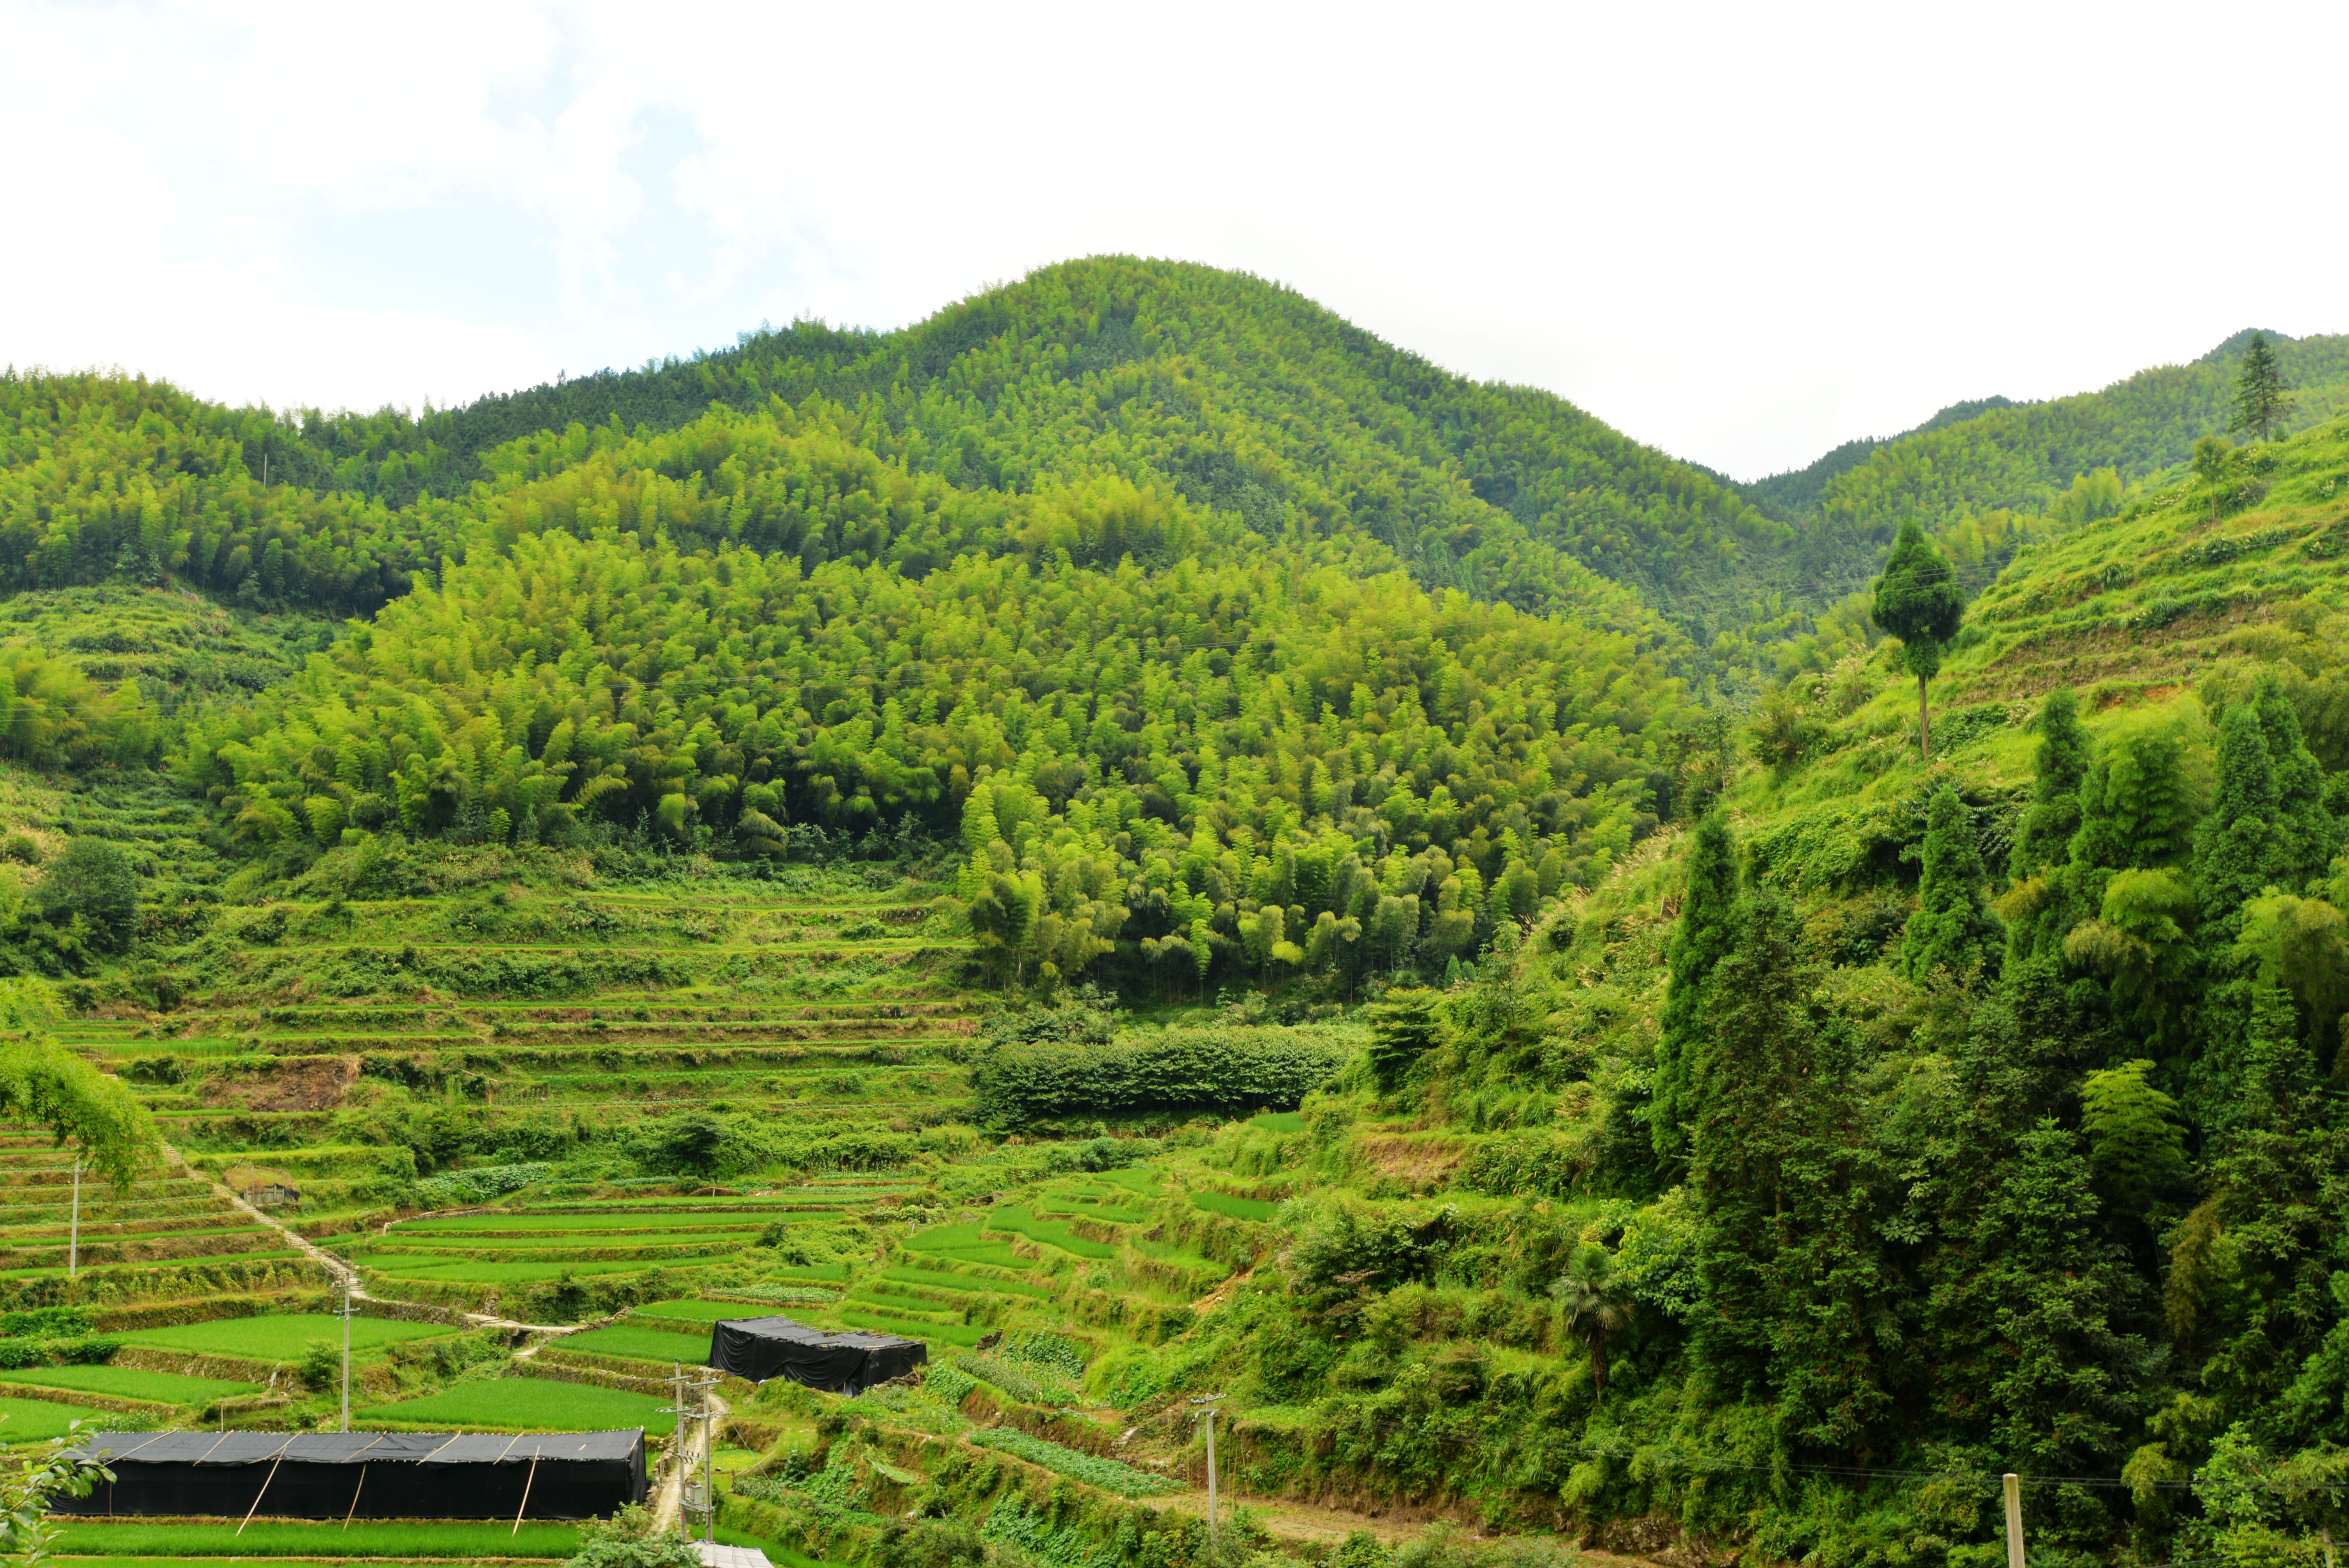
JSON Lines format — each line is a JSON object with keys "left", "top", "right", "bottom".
{"left": 12, "top": 853, "right": 1329, "bottom": 1568}
{"left": 0, "top": 1128, "right": 318, "bottom": 1311}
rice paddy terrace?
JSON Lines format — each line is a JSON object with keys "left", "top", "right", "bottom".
{"left": 16, "top": 853, "right": 1324, "bottom": 1568}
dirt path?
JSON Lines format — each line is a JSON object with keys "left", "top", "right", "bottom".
{"left": 1152, "top": 1488, "right": 1669, "bottom": 1566}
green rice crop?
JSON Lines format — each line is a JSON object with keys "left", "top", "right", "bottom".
{"left": 831, "top": 1309, "right": 986, "bottom": 1348}
{"left": 364, "top": 1374, "right": 677, "bottom": 1434}
{"left": 879, "top": 1266, "right": 1055, "bottom": 1301}
{"left": 1095, "top": 1167, "right": 1162, "bottom": 1196}
{"left": 372, "top": 1229, "right": 758, "bottom": 1250}
{"left": 1248, "top": 1111, "right": 1307, "bottom": 1133}
{"left": 0, "top": 1364, "right": 259, "bottom": 1404}
{"left": 562, "top": 1323, "right": 715, "bottom": 1363}
{"left": 846, "top": 1286, "right": 963, "bottom": 1320}
{"left": 369, "top": 1256, "right": 734, "bottom": 1281}
{"left": 633, "top": 1297, "right": 754, "bottom": 1323}
{"left": 922, "top": 1245, "right": 1032, "bottom": 1270}
{"left": 968, "top": 1427, "right": 1177, "bottom": 1496}
{"left": 114, "top": 1315, "right": 453, "bottom": 1361}
{"left": 54, "top": 1518, "right": 581, "bottom": 1557}
{"left": 0, "top": 1395, "right": 108, "bottom": 1444}
{"left": 986, "top": 1206, "right": 1116, "bottom": 1260}
{"left": 901, "top": 1221, "right": 989, "bottom": 1252}
{"left": 1190, "top": 1192, "right": 1280, "bottom": 1222}
{"left": 397, "top": 1211, "right": 781, "bottom": 1233}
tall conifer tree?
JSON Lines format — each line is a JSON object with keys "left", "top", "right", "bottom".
{"left": 2194, "top": 703, "right": 2285, "bottom": 943}
{"left": 2230, "top": 333, "right": 2296, "bottom": 442}
{"left": 2012, "top": 687, "right": 2091, "bottom": 879}
{"left": 1652, "top": 807, "right": 1737, "bottom": 1163}
{"left": 1905, "top": 786, "right": 2005, "bottom": 984}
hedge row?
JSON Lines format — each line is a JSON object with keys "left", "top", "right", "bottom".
{"left": 973, "top": 1026, "right": 1347, "bottom": 1126}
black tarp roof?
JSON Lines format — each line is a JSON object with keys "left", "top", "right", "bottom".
{"left": 708, "top": 1316, "right": 925, "bottom": 1393}
{"left": 72, "top": 1430, "right": 643, "bottom": 1465}
{"left": 57, "top": 1429, "right": 647, "bottom": 1521}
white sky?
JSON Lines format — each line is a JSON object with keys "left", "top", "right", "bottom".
{"left": 4, "top": 0, "right": 2343, "bottom": 481}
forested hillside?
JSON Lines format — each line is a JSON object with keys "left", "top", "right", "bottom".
{"left": 1741, "top": 330, "right": 2349, "bottom": 600}
{"left": 0, "top": 260, "right": 2345, "bottom": 1568}
{"left": 3, "top": 260, "right": 1809, "bottom": 651}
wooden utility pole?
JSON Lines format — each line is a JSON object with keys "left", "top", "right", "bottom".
{"left": 2001, "top": 1473, "right": 2025, "bottom": 1568}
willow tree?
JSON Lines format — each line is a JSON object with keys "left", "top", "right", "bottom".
{"left": 1872, "top": 520, "right": 1965, "bottom": 759}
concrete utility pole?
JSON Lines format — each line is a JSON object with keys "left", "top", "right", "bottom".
{"left": 337, "top": 1279, "right": 358, "bottom": 1432}
{"left": 67, "top": 1158, "right": 80, "bottom": 1281}
{"left": 1189, "top": 1395, "right": 1226, "bottom": 1554}
{"left": 2001, "top": 1473, "right": 2025, "bottom": 1568}
{"left": 661, "top": 1361, "right": 721, "bottom": 1543}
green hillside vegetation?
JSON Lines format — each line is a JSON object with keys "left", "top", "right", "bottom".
{"left": 1741, "top": 330, "right": 2349, "bottom": 649}
{"left": 0, "top": 262, "right": 2344, "bottom": 1568}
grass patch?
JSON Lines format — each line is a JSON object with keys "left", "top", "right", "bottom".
{"left": 0, "top": 1364, "right": 259, "bottom": 1404}
{"left": 562, "top": 1323, "right": 714, "bottom": 1363}
{"left": 986, "top": 1206, "right": 1116, "bottom": 1259}
{"left": 367, "top": 1256, "right": 732, "bottom": 1282}
{"left": 0, "top": 1393, "right": 108, "bottom": 1443}
{"left": 55, "top": 1517, "right": 581, "bottom": 1557}
{"left": 633, "top": 1297, "right": 753, "bottom": 1323}
{"left": 364, "top": 1374, "right": 677, "bottom": 1435}
{"left": 830, "top": 1308, "right": 986, "bottom": 1347}
{"left": 1191, "top": 1192, "right": 1279, "bottom": 1222}
{"left": 878, "top": 1265, "right": 1053, "bottom": 1301}
{"left": 114, "top": 1315, "right": 452, "bottom": 1361}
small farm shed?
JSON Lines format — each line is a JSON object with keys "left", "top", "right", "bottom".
{"left": 57, "top": 1429, "right": 647, "bottom": 1520}
{"left": 706, "top": 1316, "right": 925, "bottom": 1393}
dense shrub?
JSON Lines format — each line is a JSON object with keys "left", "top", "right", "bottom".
{"left": 973, "top": 1026, "right": 1348, "bottom": 1126}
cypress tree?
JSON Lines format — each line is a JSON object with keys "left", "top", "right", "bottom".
{"left": 2011, "top": 686, "right": 2091, "bottom": 879}
{"left": 1651, "top": 807, "right": 1737, "bottom": 1163}
{"left": 2193, "top": 703, "right": 2284, "bottom": 943}
{"left": 1871, "top": 520, "right": 1965, "bottom": 759}
{"left": 2255, "top": 676, "right": 2336, "bottom": 890}
{"left": 2229, "top": 333, "right": 2296, "bottom": 442}
{"left": 1904, "top": 786, "right": 2005, "bottom": 985}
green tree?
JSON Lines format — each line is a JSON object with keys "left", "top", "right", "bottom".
{"left": 1547, "top": 1245, "right": 1636, "bottom": 1403}
{"left": 1364, "top": 990, "right": 1440, "bottom": 1093}
{"left": 36, "top": 837, "right": 137, "bottom": 952}
{"left": 2194, "top": 702, "right": 2287, "bottom": 943}
{"left": 1870, "top": 519, "right": 1966, "bottom": 758}
{"left": 2229, "top": 333, "right": 2296, "bottom": 442}
{"left": 1651, "top": 808, "right": 1736, "bottom": 1163}
{"left": 2192, "top": 434, "right": 2235, "bottom": 524}
{"left": 2011, "top": 687, "right": 2091, "bottom": 879}
{"left": 0, "top": 981, "right": 163, "bottom": 1187}
{"left": 2080, "top": 1058, "right": 2187, "bottom": 1198}
{"left": 1903, "top": 787, "right": 2004, "bottom": 985}
{"left": 2171, "top": 982, "right": 2345, "bottom": 1418}
{"left": 2069, "top": 716, "right": 2201, "bottom": 874}
{"left": 1970, "top": 1122, "right": 2155, "bottom": 1475}
{"left": 0, "top": 1425, "right": 119, "bottom": 1564}
{"left": 2255, "top": 674, "right": 2337, "bottom": 891}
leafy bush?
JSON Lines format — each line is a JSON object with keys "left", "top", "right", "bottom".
{"left": 974, "top": 1026, "right": 1347, "bottom": 1126}
{"left": 37, "top": 837, "right": 138, "bottom": 951}
{"left": 416, "top": 1162, "right": 553, "bottom": 1207}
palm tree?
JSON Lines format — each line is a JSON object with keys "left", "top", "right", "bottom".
{"left": 1549, "top": 1246, "right": 1636, "bottom": 1403}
